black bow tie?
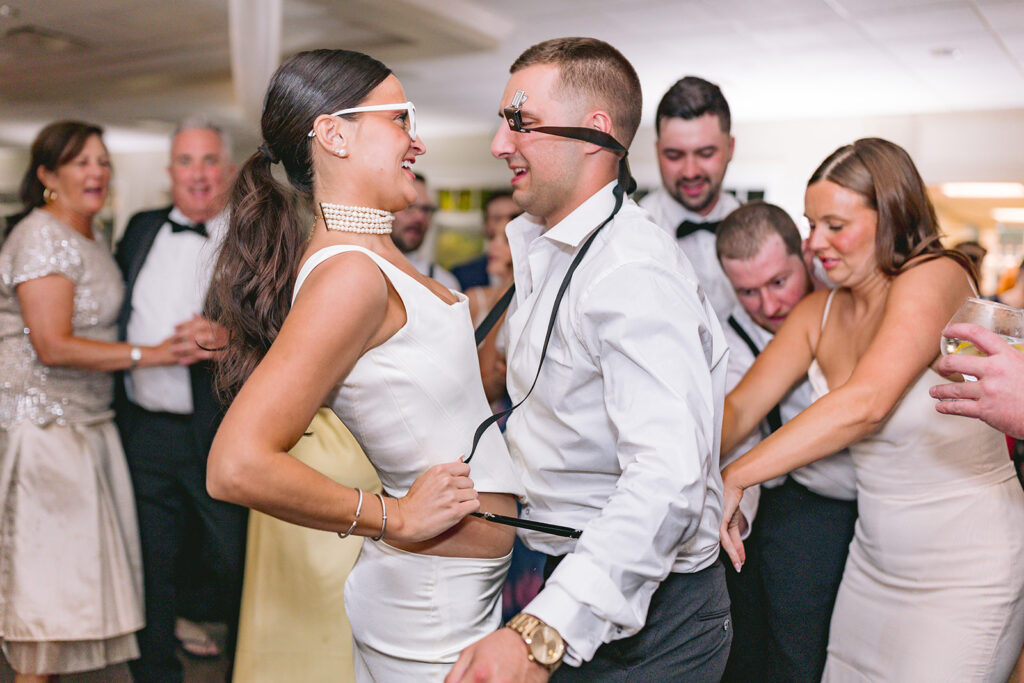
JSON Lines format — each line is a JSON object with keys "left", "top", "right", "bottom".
{"left": 168, "top": 218, "right": 208, "bottom": 238}
{"left": 676, "top": 219, "right": 720, "bottom": 239}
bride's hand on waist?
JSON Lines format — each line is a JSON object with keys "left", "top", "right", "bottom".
{"left": 719, "top": 467, "right": 747, "bottom": 573}
{"left": 389, "top": 459, "right": 480, "bottom": 543}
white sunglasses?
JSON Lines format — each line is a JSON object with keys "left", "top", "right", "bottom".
{"left": 307, "top": 102, "right": 417, "bottom": 141}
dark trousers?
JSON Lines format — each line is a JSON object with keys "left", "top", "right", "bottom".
{"left": 122, "top": 408, "right": 248, "bottom": 683}
{"left": 544, "top": 557, "right": 732, "bottom": 682}
{"left": 721, "top": 478, "right": 857, "bottom": 683}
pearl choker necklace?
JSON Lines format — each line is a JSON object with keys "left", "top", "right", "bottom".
{"left": 319, "top": 202, "right": 394, "bottom": 234}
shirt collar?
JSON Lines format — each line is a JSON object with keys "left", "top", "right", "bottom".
{"left": 505, "top": 181, "right": 620, "bottom": 301}
{"left": 542, "top": 180, "right": 619, "bottom": 248}
{"left": 168, "top": 206, "right": 229, "bottom": 241}
{"left": 653, "top": 185, "right": 741, "bottom": 226}
{"left": 168, "top": 206, "right": 227, "bottom": 227}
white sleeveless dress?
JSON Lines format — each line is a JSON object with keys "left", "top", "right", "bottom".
{"left": 292, "top": 245, "right": 523, "bottom": 682}
{"left": 811, "top": 291, "right": 1024, "bottom": 681}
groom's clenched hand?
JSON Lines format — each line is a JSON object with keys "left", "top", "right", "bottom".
{"left": 446, "top": 629, "right": 549, "bottom": 683}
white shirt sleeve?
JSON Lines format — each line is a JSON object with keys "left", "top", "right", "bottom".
{"left": 524, "top": 259, "right": 723, "bottom": 664}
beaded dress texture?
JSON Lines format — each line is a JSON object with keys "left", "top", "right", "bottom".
{"left": 0, "top": 209, "right": 143, "bottom": 674}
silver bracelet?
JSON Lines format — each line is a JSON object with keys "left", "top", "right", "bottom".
{"left": 371, "top": 492, "right": 387, "bottom": 541}
{"left": 337, "top": 489, "right": 363, "bottom": 539}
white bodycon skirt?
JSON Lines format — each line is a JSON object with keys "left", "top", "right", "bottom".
{"left": 344, "top": 539, "right": 511, "bottom": 682}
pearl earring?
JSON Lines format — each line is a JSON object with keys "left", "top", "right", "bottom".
{"left": 334, "top": 148, "right": 348, "bottom": 158}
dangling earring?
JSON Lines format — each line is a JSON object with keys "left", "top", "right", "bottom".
{"left": 334, "top": 148, "right": 348, "bottom": 158}
{"left": 43, "top": 187, "right": 57, "bottom": 204}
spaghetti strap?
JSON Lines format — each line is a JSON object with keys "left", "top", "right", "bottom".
{"left": 966, "top": 273, "right": 980, "bottom": 298}
{"left": 820, "top": 289, "right": 838, "bottom": 333}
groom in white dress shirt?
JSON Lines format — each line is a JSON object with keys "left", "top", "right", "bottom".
{"left": 449, "top": 37, "right": 731, "bottom": 683}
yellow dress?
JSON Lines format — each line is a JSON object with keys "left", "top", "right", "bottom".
{"left": 231, "top": 409, "right": 380, "bottom": 683}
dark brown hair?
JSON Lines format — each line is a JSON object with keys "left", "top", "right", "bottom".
{"left": 716, "top": 201, "right": 802, "bottom": 262}
{"left": 656, "top": 76, "right": 731, "bottom": 135}
{"left": 511, "top": 37, "right": 642, "bottom": 147}
{"left": 7, "top": 120, "right": 104, "bottom": 232}
{"left": 808, "top": 138, "right": 974, "bottom": 282}
{"left": 206, "top": 49, "right": 391, "bottom": 402}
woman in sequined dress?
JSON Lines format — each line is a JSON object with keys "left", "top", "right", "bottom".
{"left": 0, "top": 121, "right": 180, "bottom": 681}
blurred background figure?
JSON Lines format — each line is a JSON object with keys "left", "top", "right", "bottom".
{"left": 464, "top": 192, "right": 517, "bottom": 325}
{"left": 996, "top": 259, "right": 1024, "bottom": 309}
{"left": 232, "top": 408, "right": 379, "bottom": 683}
{"left": 0, "top": 121, "right": 178, "bottom": 682}
{"left": 452, "top": 191, "right": 520, "bottom": 293}
{"left": 953, "top": 239, "right": 987, "bottom": 282}
{"left": 114, "top": 119, "right": 247, "bottom": 683}
{"left": 390, "top": 172, "right": 460, "bottom": 292}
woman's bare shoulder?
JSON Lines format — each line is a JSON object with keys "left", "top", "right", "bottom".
{"left": 891, "top": 255, "right": 973, "bottom": 301}
{"left": 295, "top": 249, "right": 388, "bottom": 305}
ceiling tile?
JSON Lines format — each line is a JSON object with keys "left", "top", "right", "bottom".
{"left": 856, "top": 4, "right": 988, "bottom": 40}
{"left": 976, "top": 1, "right": 1024, "bottom": 32}
{"left": 832, "top": 0, "right": 964, "bottom": 16}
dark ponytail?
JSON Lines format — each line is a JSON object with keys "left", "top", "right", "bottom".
{"left": 207, "top": 49, "right": 391, "bottom": 403}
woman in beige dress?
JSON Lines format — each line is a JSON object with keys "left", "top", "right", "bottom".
{"left": 719, "top": 138, "right": 1024, "bottom": 681}
{"left": 231, "top": 408, "right": 380, "bottom": 683}
{"left": 0, "top": 121, "right": 183, "bottom": 682}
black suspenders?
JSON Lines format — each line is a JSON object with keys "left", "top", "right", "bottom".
{"left": 726, "top": 315, "right": 783, "bottom": 434}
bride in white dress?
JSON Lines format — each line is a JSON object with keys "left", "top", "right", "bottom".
{"left": 203, "top": 49, "right": 522, "bottom": 681}
{"left": 719, "top": 138, "right": 1024, "bottom": 681}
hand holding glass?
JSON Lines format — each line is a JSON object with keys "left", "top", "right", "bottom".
{"left": 940, "top": 298, "right": 1024, "bottom": 377}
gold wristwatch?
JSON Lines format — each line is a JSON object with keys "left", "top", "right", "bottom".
{"left": 506, "top": 612, "right": 565, "bottom": 674}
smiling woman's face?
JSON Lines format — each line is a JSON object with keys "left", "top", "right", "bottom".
{"left": 39, "top": 134, "right": 111, "bottom": 220}
{"left": 805, "top": 179, "right": 880, "bottom": 287}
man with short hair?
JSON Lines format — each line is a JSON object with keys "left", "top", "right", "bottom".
{"left": 640, "top": 76, "right": 739, "bottom": 320}
{"left": 115, "top": 120, "right": 247, "bottom": 683}
{"left": 391, "top": 172, "right": 461, "bottom": 291}
{"left": 716, "top": 202, "right": 857, "bottom": 683}
{"left": 449, "top": 37, "right": 731, "bottom": 683}
{"left": 451, "top": 191, "right": 521, "bottom": 291}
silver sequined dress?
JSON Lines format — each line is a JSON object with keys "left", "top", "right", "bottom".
{"left": 0, "top": 209, "right": 143, "bottom": 674}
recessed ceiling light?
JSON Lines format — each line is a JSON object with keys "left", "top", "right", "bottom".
{"left": 930, "top": 46, "right": 962, "bottom": 60}
{"left": 942, "top": 182, "right": 1024, "bottom": 199}
{"left": 992, "top": 208, "right": 1024, "bottom": 224}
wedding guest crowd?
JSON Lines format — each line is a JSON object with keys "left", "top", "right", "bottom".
{"left": 114, "top": 119, "right": 248, "bottom": 683}
{"left": 1, "top": 32, "right": 1023, "bottom": 683}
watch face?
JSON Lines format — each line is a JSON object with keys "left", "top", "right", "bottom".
{"left": 529, "top": 624, "right": 565, "bottom": 665}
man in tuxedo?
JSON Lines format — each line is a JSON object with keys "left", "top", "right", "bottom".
{"left": 639, "top": 76, "right": 738, "bottom": 320}
{"left": 115, "top": 119, "right": 247, "bottom": 683}
{"left": 391, "top": 172, "right": 461, "bottom": 291}
{"left": 451, "top": 191, "right": 521, "bottom": 291}
{"left": 715, "top": 202, "right": 857, "bottom": 682}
